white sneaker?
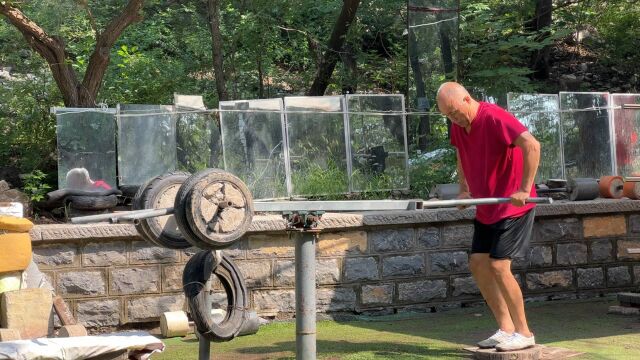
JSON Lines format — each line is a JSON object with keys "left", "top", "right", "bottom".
{"left": 476, "top": 329, "right": 513, "bottom": 349}
{"left": 495, "top": 332, "right": 535, "bottom": 351}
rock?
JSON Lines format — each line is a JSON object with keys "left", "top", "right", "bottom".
{"left": 1, "top": 288, "right": 53, "bottom": 339}
{"left": 561, "top": 74, "right": 577, "bottom": 81}
{"left": 0, "top": 189, "right": 31, "bottom": 217}
{"left": 580, "top": 63, "right": 588, "bottom": 72}
{"left": 0, "top": 180, "right": 10, "bottom": 192}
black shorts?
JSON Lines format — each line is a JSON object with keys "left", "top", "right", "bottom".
{"left": 471, "top": 209, "right": 535, "bottom": 260}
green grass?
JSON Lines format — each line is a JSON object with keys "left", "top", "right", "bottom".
{"left": 154, "top": 297, "right": 640, "bottom": 359}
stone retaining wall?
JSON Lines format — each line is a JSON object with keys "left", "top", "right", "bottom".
{"left": 29, "top": 200, "right": 640, "bottom": 328}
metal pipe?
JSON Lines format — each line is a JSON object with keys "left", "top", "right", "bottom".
{"left": 254, "top": 200, "right": 421, "bottom": 212}
{"left": 294, "top": 232, "right": 317, "bottom": 360}
{"left": 421, "top": 197, "right": 552, "bottom": 208}
{"left": 197, "top": 331, "right": 211, "bottom": 360}
{"left": 70, "top": 207, "right": 174, "bottom": 224}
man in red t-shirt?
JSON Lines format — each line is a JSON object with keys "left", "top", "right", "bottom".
{"left": 437, "top": 82, "right": 541, "bottom": 352}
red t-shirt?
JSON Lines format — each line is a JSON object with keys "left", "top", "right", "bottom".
{"left": 450, "top": 102, "right": 536, "bottom": 225}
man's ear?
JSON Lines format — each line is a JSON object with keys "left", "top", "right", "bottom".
{"left": 462, "top": 95, "right": 471, "bottom": 104}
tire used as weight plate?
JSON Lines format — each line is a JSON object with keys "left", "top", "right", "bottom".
{"left": 182, "top": 250, "right": 249, "bottom": 342}
{"left": 133, "top": 172, "right": 192, "bottom": 249}
{"left": 67, "top": 195, "right": 118, "bottom": 210}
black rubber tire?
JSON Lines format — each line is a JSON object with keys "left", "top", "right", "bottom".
{"left": 182, "top": 250, "right": 248, "bottom": 342}
{"left": 174, "top": 168, "right": 253, "bottom": 249}
{"left": 67, "top": 195, "right": 118, "bottom": 210}
{"left": 133, "top": 172, "right": 192, "bottom": 249}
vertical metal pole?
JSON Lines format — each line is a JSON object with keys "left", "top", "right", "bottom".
{"left": 198, "top": 331, "right": 211, "bottom": 360}
{"left": 294, "top": 231, "right": 317, "bottom": 360}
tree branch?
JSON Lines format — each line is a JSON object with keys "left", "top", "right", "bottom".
{"left": 76, "top": 0, "right": 98, "bottom": 40}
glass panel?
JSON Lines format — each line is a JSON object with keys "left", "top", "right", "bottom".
{"left": 612, "top": 94, "right": 640, "bottom": 176}
{"left": 507, "top": 93, "right": 563, "bottom": 182}
{"left": 284, "top": 96, "right": 348, "bottom": 196}
{"left": 559, "top": 92, "right": 613, "bottom": 179}
{"left": 117, "top": 105, "right": 177, "bottom": 186}
{"left": 219, "top": 99, "right": 287, "bottom": 199}
{"left": 55, "top": 109, "right": 117, "bottom": 189}
{"left": 346, "top": 94, "right": 408, "bottom": 191}
{"left": 176, "top": 110, "right": 219, "bottom": 173}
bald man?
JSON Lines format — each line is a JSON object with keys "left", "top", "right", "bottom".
{"left": 437, "top": 82, "right": 541, "bottom": 352}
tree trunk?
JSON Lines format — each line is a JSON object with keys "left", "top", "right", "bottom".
{"left": 408, "top": 29, "right": 430, "bottom": 152}
{"left": 0, "top": 1, "right": 144, "bottom": 107}
{"left": 526, "top": 0, "right": 553, "bottom": 79}
{"left": 257, "top": 54, "right": 264, "bottom": 99}
{"left": 340, "top": 43, "right": 358, "bottom": 94}
{"left": 307, "top": 0, "right": 361, "bottom": 96}
{"left": 206, "top": 0, "right": 229, "bottom": 101}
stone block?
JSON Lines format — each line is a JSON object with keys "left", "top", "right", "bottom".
{"left": 416, "top": 227, "right": 440, "bottom": 248}
{"left": 583, "top": 216, "right": 626, "bottom": 238}
{"left": 442, "top": 224, "right": 474, "bottom": 247}
{"left": 382, "top": 254, "right": 424, "bottom": 278}
{"left": 344, "top": 257, "right": 379, "bottom": 282}
{"left": 556, "top": 243, "right": 588, "bottom": 265}
{"left": 130, "top": 240, "right": 180, "bottom": 264}
{"left": 617, "top": 240, "right": 640, "bottom": 260}
{"left": 369, "top": 229, "right": 414, "bottom": 253}
{"left": 534, "top": 218, "right": 581, "bottom": 242}
{"left": 247, "top": 234, "right": 294, "bottom": 259}
{"left": 82, "top": 241, "right": 128, "bottom": 267}
{"left": 515, "top": 246, "right": 553, "bottom": 268}
{"left": 452, "top": 276, "right": 480, "bottom": 297}
{"left": 237, "top": 260, "right": 272, "bottom": 288}
{"left": 591, "top": 240, "right": 613, "bottom": 262}
{"left": 577, "top": 268, "right": 604, "bottom": 289}
{"left": 253, "top": 290, "right": 295, "bottom": 313}
{"left": 430, "top": 251, "right": 469, "bottom": 273}
{"left": 76, "top": 299, "right": 120, "bottom": 327}
{"left": 1, "top": 288, "right": 53, "bottom": 339}
{"left": 526, "top": 270, "right": 573, "bottom": 290}
{"left": 57, "top": 270, "right": 106, "bottom": 297}
{"left": 317, "top": 288, "right": 357, "bottom": 311}
{"left": 316, "top": 259, "right": 340, "bottom": 285}
{"left": 361, "top": 284, "right": 393, "bottom": 305}
{"left": 32, "top": 243, "right": 78, "bottom": 268}
{"left": 634, "top": 266, "right": 640, "bottom": 285}
{"left": 398, "top": 279, "right": 447, "bottom": 302}
{"left": 126, "top": 295, "right": 184, "bottom": 322}
{"left": 110, "top": 267, "right": 160, "bottom": 295}
{"left": 607, "top": 266, "right": 631, "bottom": 287}
{"left": 162, "top": 264, "right": 185, "bottom": 292}
{"left": 274, "top": 260, "right": 295, "bottom": 287}
{"left": 181, "top": 247, "right": 199, "bottom": 262}
{"left": 317, "top": 232, "right": 367, "bottom": 256}
{"left": 629, "top": 214, "right": 640, "bottom": 233}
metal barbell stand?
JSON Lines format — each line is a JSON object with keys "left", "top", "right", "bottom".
{"left": 72, "top": 197, "right": 552, "bottom": 360}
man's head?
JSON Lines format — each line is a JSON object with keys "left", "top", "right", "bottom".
{"left": 436, "top": 82, "right": 480, "bottom": 128}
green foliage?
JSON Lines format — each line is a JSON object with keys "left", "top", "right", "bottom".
{"left": 22, "top": 170, "right": 52, "bottom": 202}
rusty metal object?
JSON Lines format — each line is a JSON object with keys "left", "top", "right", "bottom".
{"left": 623, "top": 180, "right": 640, "bottom": 199}
{"left": 599, "top": 175, "right": 624, "bottom": 199}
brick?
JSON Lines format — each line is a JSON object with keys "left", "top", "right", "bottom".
{"left": 274, "top": 260, "right": 295, "bottom": 287}
{"left": 430, "top": 251, "right": 469, "bottom": 273}
{"left": 76, "top": 299, "right": 120, "bottom": 327}
{"left": 1, "top": 288, "right": 53, "bottom": 339}
{"left": 247, "top": 234, "right": 294, "bottom": 258}
{"left": 317, "top": 288, "right": 356, "bottom": 311}
{"left": 253, "top": 290, "right": 295, "bottom": 313}
{"left": 416, "top": 227, "right": 440, "bottom": 248}
{"left": 382, "top": 254, "right": 424, "bottom": 278}
{"left": 617, "top": 240, "right": 640, "bottom": 260}
{"left": 398, "top": 279, "right": 447, "bottom": 302}
{"left": 162, "top": 264, "right": 184, "bottom": 292}
{"left": 182, "top": 242, "right": 245, "bottom": 261}
{"left": 629, "top": 215, "right": 640, "bottom": 233}
{"left": 534, "top": 218, "right": 581, "bottom": 242}
{"left": 526, "top": 270, "right": 573, "bottom": 290}
{"left": 344, "top": 257, "right": 379, "bottom": 282}
{"left": 556, "top": 243, "right": 588, "bottom": 265}
{"left": 591, "top": 240, "right": 613, "bottom": 262}
{"left": 361, "top": 284, "right": 393, "bottom": 305}
{"left": 130, "top": 240, "right": 179, "bottom": 264}
{"left": 32, "top": 243, "right": 78, "bottom": 268}
{"left": 82, "top": 241, "right": 127, "bottom": 266}
{"left": 317, "top": 231, "right": 367, "bottom": 256}
{"left": 57, "top": 270, "right": 106, "bottom": 297}
{"left": 577, "top": 268, "right": 604, "bottom": 289}
{"left": 237, "top": 260, "right": 272, "bottom": 287}
{"left": 126, "top": 295, "right": 184, "bottom": 323}
{"left": 583, "top": 216, "right": 626, "bottom": 238}
{"left": 515, "top": 245, "right": 553, "bottom": 268}
{"left": 369, "top": 229, "right": 413, "bottom": 252}
{"left": 607, "top": 266, "right": 632, "bottom": 287}
{"left": 442, "top": 224, "right": 474, "bottom": 247}
{"left": 452, "top": 276, "right": 480, "bottom": 297}
{"left": 316, "top": 259, "right": 340, "bottom": 285}
{"left": 110, "top": 267, "right": 160, "bottom": 295}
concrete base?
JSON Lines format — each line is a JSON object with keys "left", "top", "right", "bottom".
{"left": 464, "top": 345, "right": 584, "bottom": 360}
{"left": 608, "top": 305, "right": 640, "bottom": 315}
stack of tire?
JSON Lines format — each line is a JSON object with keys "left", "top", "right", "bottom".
{"left": 45, "top": 188, "right": 121, "bottom": 212}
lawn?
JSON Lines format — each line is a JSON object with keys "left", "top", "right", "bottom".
{"left": 154, "top": 297, "right": 640, "bottom": 360}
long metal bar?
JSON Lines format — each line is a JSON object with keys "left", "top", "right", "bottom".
{"left": 294, "top": 232, "right": 317, "bottom": 360}
{"left": 197, "top": 331, "right": 211, "bottom": 360}
{"left": 70, "top": 208, "right": 174, "bottom": 224}
{"left": 421, "top": 197, "right": 552, "bottom": 208}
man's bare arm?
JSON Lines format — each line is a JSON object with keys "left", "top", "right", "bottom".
{"left": 456, "top": 149, "right": 470, "bottom": 194}
{"left": 512, "top": 131, "right": 540, "bottom": 205}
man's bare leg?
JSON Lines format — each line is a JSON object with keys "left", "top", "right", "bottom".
{"left": 469, "top": 253, "right": 514, "bottom": 333}
{"left": 490, "top": 258, "right": 532, "bottom": 337}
